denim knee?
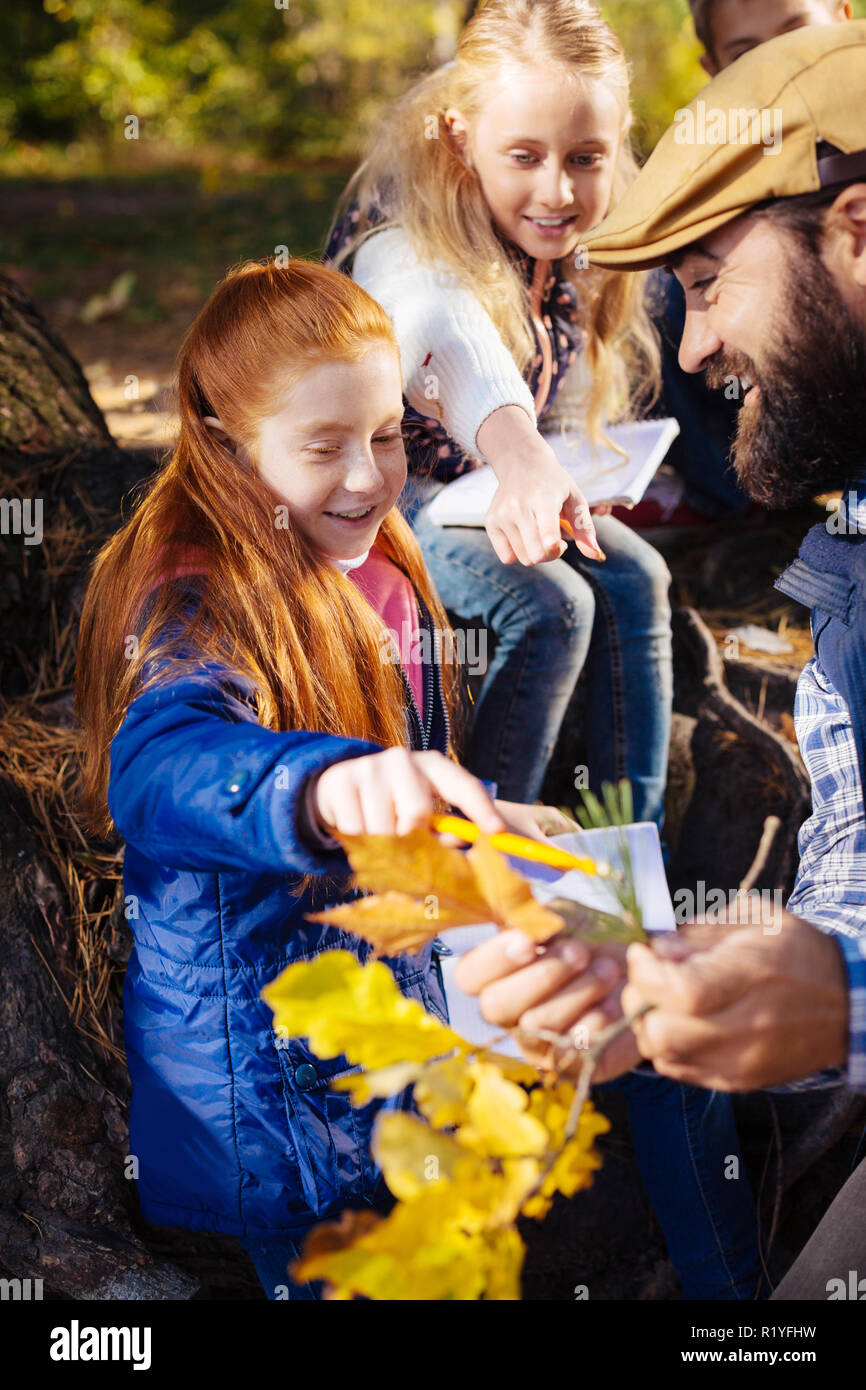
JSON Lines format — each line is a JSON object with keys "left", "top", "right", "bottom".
{"left": 589, "top": 520, "right": 672, "bottom": 619}
{"left": 494, "top": 561, "right": 596, "bottom": 644}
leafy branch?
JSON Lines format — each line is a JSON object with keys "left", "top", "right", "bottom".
{"left": 258, "top": 792, "right": 655, "bottom": 1298}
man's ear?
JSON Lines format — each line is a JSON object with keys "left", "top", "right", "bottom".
{"left": 203, "top": 415, "right": 236, "bottom": 452}
{"left": 827, "top": 184, "right": 866, "bottom": 292}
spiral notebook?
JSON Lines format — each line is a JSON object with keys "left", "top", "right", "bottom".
{"left": 438, "top": 823, "right": 675, "bottom": 1057}
{"left": 425, "top": 417, "right": 681, "bottom": 526}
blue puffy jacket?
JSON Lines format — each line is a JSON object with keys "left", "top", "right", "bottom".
{"left": 108, "top": 588, "right": 452, "bottom": 1238}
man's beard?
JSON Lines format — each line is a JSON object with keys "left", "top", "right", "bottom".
{"left": 704, "top": 246, "right": 866, "bottom": 509}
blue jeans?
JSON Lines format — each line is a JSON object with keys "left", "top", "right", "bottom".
{"left": 242, "top": 1071, "right": 761, "bottom": 1302}
{"left": 600, "top": 1068, "right": 764, "bottom": 1300}
{"left": 406, "top": 476, "right": 673, "bottom": 825}
{"left": 240, "top": 1236, "right": 322, "bottom": 1300}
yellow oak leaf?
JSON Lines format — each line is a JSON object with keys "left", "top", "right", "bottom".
{"left": 295, "top": 1187, "right": 497, "bottom": 1301}
{"left": 261, "top": 950, "right": 465, "bottom": 1070}
{"left": 480, "top": 1226, "right": 525, "bottom": 1300}
{"left": 521, "top": 1100, "right": 611, "bottom": 1220}
{"left": 308, "top": 826, "right": 571, "bottom": 951}
{"left": 457, "top": 1061, "right": 549, "bottom": 1159}
{"left": 413, "top": 1056, "right": 474, "bottom": 1128}
{"left": 475, "top": 1050, "right": 542, "bottom": 1086}
{"left": 373, "top": 1111, "right": 540, "bottom": 1233}
{"left": 337, "top": 827, "right": 492, "bottom": 918}
{"left": 332, "top": 1061, "right": 424, "bottom": 1104}
{"left": 466, "top": 836, "right": 565, "bottom": 940}
{"left": 372, "top": 1112, "right": 464, "bottom": 1201}
{"left": 449, "top": 1154, "right": 540, "bottom": 1230}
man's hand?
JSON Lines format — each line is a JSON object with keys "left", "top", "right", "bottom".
{"left": 621, "top": 915, "right": 850, "bottom": 1091}
{"left": 492, "top": 800, "right": 580, "bottom": 842}
{"left": 454, "top": 929, "right": 639, "bottom": 1082}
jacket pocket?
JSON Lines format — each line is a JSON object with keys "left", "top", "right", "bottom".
{"left": 272, "top": 1034, "right": 374, "bottom": 1217}
{"left": 270, "top": 965, "right": 448, "bottom": 1218}
{"left": 415, "top": 944, "right": 451, "bottom": 1026}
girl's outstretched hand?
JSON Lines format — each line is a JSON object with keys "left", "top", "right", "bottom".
{"left": 312, "top": 747, "right": 507, "bottom": 839}
{"left": 476, "top": 405, "right": 604, "bottom": 566}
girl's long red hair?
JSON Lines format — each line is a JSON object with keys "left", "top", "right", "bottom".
{"left": 75, "top": 258, "right": 460, "bottom": 839}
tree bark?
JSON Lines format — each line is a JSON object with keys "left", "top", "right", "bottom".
{"left": 0, "top": 272, "right": 112, "bottom": 457}
{"left": 0, "top": 275, "right": 258, "bottom": 1298}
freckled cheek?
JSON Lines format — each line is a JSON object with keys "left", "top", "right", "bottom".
{"left": 281, "top": 474, "right": 335, "bottom": 520}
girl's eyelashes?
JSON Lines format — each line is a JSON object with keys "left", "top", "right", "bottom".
{"left": 303, "top": 430, "right": 403, "bottom": 457}
{"left": 508, "top": 150, "right": 605, "bottom": 169}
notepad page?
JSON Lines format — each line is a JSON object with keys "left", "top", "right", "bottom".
{"left": 438, "top": 823, "right": 674, "bottom": 1056}
{"left": 425, "top": 418, "right": 681, "bottom": 527}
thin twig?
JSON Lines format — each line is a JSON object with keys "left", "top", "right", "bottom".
{"left": 517, "top": 1001, "right": 655, "bottom": 1204}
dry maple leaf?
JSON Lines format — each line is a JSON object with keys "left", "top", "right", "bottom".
{"left": 307, "top": 890, "right": 487, "bottom": 953}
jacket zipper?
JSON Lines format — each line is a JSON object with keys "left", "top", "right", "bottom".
{"left": 398, "top": 598, "right": 448, "bottom": 754}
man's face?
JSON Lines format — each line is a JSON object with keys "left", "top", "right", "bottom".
{"left": 671, "top": 212, "right": 866, "bottom": 507}
{"left": 702, "top": 0, "right": 851, "bottom": 76}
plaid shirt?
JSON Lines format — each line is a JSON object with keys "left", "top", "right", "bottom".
{"left": 784, "top": 489, "right": 866, "bottom": 1092}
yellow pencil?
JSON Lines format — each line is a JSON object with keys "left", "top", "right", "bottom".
{"left": 431, "top": 813, "right": 607, "bottom": 878}
{"left": 560, "top": 516, "right": 606, "bottom": 560}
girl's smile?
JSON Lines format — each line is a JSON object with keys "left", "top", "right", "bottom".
{"left": 523, "top": 212, "right": 581, "bottom": 240}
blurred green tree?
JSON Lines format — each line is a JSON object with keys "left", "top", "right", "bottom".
{"left": 3, "top": 0, "right": 865, "bottom": 166}
{"left": 4, "top": 0, "right": 462, "bottom": 165}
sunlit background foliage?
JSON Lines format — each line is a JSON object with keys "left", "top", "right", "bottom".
{"left": 6, "top": 0, "right": 864, "bottom": 174}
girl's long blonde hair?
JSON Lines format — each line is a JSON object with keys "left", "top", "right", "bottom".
{"left": 329, "top": 0, "right": 660, "bottom": 438}
{"left": 75, "top": 259, "right": 460, "bottom": 840}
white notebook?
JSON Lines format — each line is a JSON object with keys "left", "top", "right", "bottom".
{"left": 439, "top": 823, "right": 674, "bottom": 1057}
{"left": 426, "top": 417, "right": 681, "bottom": 527}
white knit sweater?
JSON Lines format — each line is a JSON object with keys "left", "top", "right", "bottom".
{"left": 351, "top": 227, "right": 590, "bottom": 461}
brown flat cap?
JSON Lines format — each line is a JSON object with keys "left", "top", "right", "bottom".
{"left": 585, "top": 20, "right": 866, "bottom": 270}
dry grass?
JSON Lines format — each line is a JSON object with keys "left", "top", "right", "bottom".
{"left": 0, "top": 704, "right": 126, "bottom": 1061}
{"left": 1, "top": 460, "right": 125, "bottom": 1062}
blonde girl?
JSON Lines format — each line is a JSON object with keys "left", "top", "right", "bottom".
{"left": 324, "top": 0, "right": 765, "bottom": 1300}
{"left": 325, "top": 0, "right": 673, "bottom": 827}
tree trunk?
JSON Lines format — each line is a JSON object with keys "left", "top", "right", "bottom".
{"left": 0, "top": 272, "right": 112, "bottom": 457}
